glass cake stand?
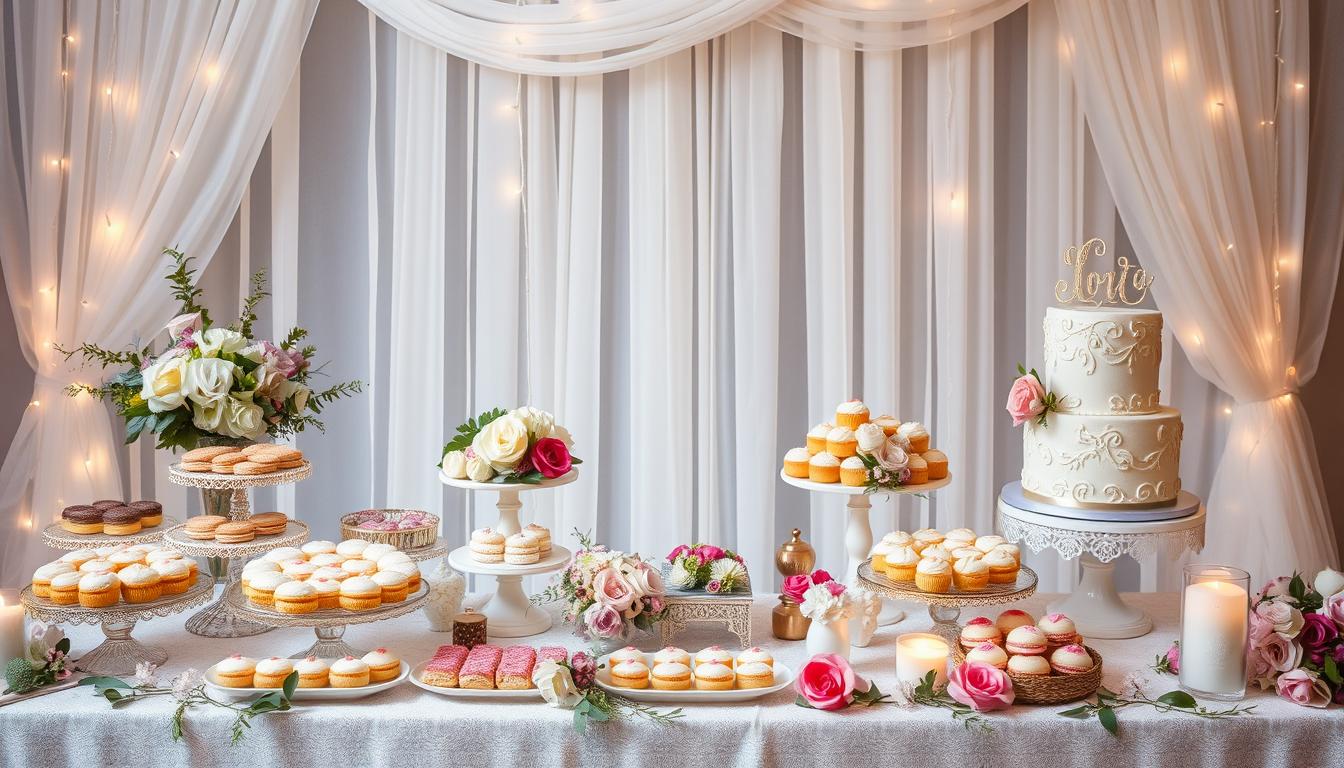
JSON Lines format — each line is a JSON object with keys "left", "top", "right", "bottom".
{"left": 780, "top": 470, "right": 952, "bottom": 628}
{"left": 20, "top": 578, "right": 214, "bottom": 675}
{"left": 857, "top": 559, "right": 1038, "bottom": 644}
{"left": 41, "top": 518, "right": 182, "bottom": 550}
{"left": 439, "top": 469, "right": 578, "bottom": 637}
{"left": 223, "top": 581, "right": 429, "bottom": 659}
{"left": 167, "top": 462, "right": 312, "bottom": 638}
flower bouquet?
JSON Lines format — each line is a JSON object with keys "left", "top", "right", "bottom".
{"left": 1244, "top": 570, "right": 1344, "bottom": 707}
{"left": 532, "top": 651, "right": 682, "bottom": 733}
{"left": 3, "top": 622, "right": 71, "bottom": 695}
{"left": 441, "top": 406, "right": 581, "bottom": 484}
{"left": 851, "top": 423, "right": 920, "bottom": 494}
{"left": 60, "top": 249, "right": 361, "bottom": 450}
{"left": 665, "top": 544, "right": 747, "bottom": 594}
{"left": 533, "top": 531, "right": 666, "bottom": 643}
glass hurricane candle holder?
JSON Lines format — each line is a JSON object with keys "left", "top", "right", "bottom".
{"left": 1179, "top": 564, "right": 1249, "bottom": 701}
{"left": 896, "top": 632, "right": 949, "bottom": 691}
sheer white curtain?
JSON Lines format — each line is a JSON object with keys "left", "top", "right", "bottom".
{"left": 1058, "top": 0, "right": 1341, "bottom": 579}
{"left": 0, "top": 0, "right": 317, "bottom": 588}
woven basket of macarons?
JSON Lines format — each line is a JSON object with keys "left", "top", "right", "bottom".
{"left": 340, "top": 509, "right": 439, "bottom": 550}
{"left": 951, "top": 643, "right": 1103, "bottom": 705}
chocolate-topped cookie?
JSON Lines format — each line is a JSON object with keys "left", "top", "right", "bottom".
{"left": 91, "top": 499, "right": 125, "bottom": 510}
{"left": 128, "top": 501, "right": 162, "bottom": 514}
{"left": 102, "top": 506, "right": 142, "bottom": 535}
{"left": 61, "top": 505, "right": 102, "bottom": 522}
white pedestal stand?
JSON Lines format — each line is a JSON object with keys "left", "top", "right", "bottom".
{"left": 781, "top": 471, "right": 952, "bottom": 630}
{"left": 997, "top": 483, "right": 1205, "bottom": 639}
{"left": 440, "top": 470, "right": 578, "bottom": 638}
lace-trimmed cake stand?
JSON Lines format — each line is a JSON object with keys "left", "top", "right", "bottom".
{"left": 440, "top": 469, "right": 578, "bottom": 637}
{"left": 168, "top": 462, "right": 313, "bottom": 637}
{"left": 41, "top": 518, "right": 182, "bottom": 550}
{"left": 19, "top": 578, "right": 214, "bottom": 675}
{"left": 223, "top": 581, "right": 429, "bottom": 659}
{"left": 161, "top": 519, "right": 310, "bottom": 638}
{"left": 781, "top": 471, "right": 952, "bottom": 627}
{"left": 857, "top": 560, "right": 1038, "bottom": 644}
{"left": 997, "top": 481, "right": 1206, "bottom": 639}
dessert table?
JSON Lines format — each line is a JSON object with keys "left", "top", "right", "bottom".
{"left": 1, "top": 591, "right": 1337, "bottom": 768}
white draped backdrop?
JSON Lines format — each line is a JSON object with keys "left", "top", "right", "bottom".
{"left": 0, "top": 0, "right": 1340, "bottom": 594}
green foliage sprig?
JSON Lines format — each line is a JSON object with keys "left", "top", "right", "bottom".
{"left": 440, "top": 408, "right": 508, "bottom": 460}
{"left": 1057, "top": 686, "right": 1256, "bottom": 737}
{"left": 906, "top": 671, "right": 994, "bottom": 732}
{"left": 232, "top": 268, "right": 270, "bottom": 338}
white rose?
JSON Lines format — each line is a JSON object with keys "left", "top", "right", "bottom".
{"left": 139, "top": 354, "right": 190, "bottom": 413}
{"left": 192, "top": 328, "right": 247, "bottom": 358}
{"left": 532, "top": 660, "right": 583, "bottom": 709}
{"left": 183, "top": 358, "right": 237, "bottom": 406}
{"left": 1314, "top": 568, "right": 1344, "bottom": 599}
{"left": 510, "top": 406, "right": 556, "bottom": 439}
{"left": 163, "top": 312, "right": 202, "bottom": 343}
{"left": 443, "top": 450, "right": 467, "bottom": 479}
{"left": 191, "top": 400, "right": 225, "bottom": 433}
{"left": 471, "top": 415, "right": 530, "bottom": 471}
{"left": 628, "top": 564, "right": 665, "bottom": 598}
{"left": 550, "top": 423, "right": 574, "bottom": 448}
{"left": 465, "top": 454, "right": 495, "bottom": 482}
{"left": 238, "top": 343, "right": 267, "bottom": 364}
{"left": 221, "top": 396, "right": 266, "bottom": 439}
{"left": 253, "top": 363, "right": 287, "bottom": 398}
{"left": 855, "top": 423, "right": 886, "bottom": 454}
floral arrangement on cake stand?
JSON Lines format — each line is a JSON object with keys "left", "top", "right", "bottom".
{"left": 440, "top": 406, "right": 580, "bottom": 638}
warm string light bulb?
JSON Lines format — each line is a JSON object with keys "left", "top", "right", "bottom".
{"left": 947, "top": 192, "right": 963, "bottom": 211}
{"left": 1222, "top": 406, "right": 1232, "bottom": 415}
{"left": 1294, "top": 82, "right": 1305, "bottom": 91}
{"left": 169, "top": 150, "right": 180, "bottom": 159}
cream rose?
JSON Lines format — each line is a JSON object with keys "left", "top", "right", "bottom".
{"left": 465, "top": 454, "right": 495, "bottom": 482}
{"left": 510, "top": 406, "right": 556, "bottom": 439}
{"left": 140, "top": 353, "right": 190, "bottom": 413}
{"left": 192, "top": 328, "right": 247, "bottom": 358}
{"left": 252, "top": 362, "right": 287, "bottom": 398}
{"left": 191, "top": 400, "right": 225, "bottom": 433}
{"left": 855, "top": 423, "right": 886, "bottom": 455}
{"left": 1314, "top": 568, "right": 1344, "bottom": 599}
{"left": 472, "top": 414, "right": 530, "bottom": 471}
{"left": 220, "top": 396, "right": 266, "bottom": 439}
{"left": 532, "top": 660, "right": 583, "bottom": 709}
{"left": 238, "top": 343, "right": 267, "bottom": 364}
{"left": 443, "top": 450, "right": 468, "bottom": 480}
{"left": 183, "top": 357, "right": 237, "bottom": 406}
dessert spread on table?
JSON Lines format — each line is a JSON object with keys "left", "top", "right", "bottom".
{"left": 178, "top": 443, "right": 307, "bottom": 475}
{"left": 606, "top": 645, "right": 777, "bottom": 691}
{"left": 420, "top": 643, "right": 568, "bottom": 690}
{"left": 30, "top": 543, "right": 200, "bottom": 607}
{"left": 782, "top": 399, "right": 949, "bottom": 488}
{"left": 240, "top": 539, "right": 421, "bottom": 613}
{"left": 868, "top": 527, "right": 1021, "bottom": 594}
{"left": 212, "top": 648, "right": 403, "bottom": 689}
{"left": 60, "top": 499, "right": 165, "bottom": 535}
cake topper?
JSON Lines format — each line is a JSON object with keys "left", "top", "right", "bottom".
{"left": 1054, "top": 237, "right": 1154, "bottom": 307}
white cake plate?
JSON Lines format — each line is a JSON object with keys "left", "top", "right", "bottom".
{"left": 780, "top": 470, "right": 952, "bottom": 630}
{"left": 440, "top": 469, "right": 578, "bottom": 638}
{"left": 447, "top": 546, "right": 571, "bottom": 638}
{"left": 997, "top": 483, "right": 1206, "bottom": 639}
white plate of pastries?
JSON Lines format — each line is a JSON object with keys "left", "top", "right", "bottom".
{"left": 204, "top": 648, "right": 409, "bottom": 701}
{"left": 595, "top": 645, "right": 794, "bottom": 703}
{"left": 409, "top": 643, "right": 571, "bottom": 699}
{"left": 238, "top": 539, "right": 423, "bottom": 615}
{"left": 781, "top": 399, "right": 950, "bottom": 488}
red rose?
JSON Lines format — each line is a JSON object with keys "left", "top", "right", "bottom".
{"left": 530, "top": 437, "right": 572, "bottom": 479}
{"left": 782, "top": 574, "right": 812, "bottom": 603}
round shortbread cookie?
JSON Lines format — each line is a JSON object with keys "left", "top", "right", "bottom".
{"left": 241, "top": 444, "right": 273, "bottom": 457}
{"left": 253, "top": 447, "right": 302, "bottom": 463}
{"left": 181, "top": 461, "right": 215, "bottom": 472}
{"left": 233, "top": 461, "right": 279, "bottom": 476}
{"left": 212, "top": 451, "right": 249, "bottom": 466}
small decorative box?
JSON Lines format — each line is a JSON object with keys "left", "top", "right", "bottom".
{"left": 659, "top": 567, "right": 753, "bottom": 648}
{"left": 452, "top": 608, "right": 487, "bottom": 648}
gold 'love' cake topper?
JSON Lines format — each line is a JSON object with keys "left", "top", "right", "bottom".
{"left": 1054, "top": 237, "right": 1154, "bottom": 307}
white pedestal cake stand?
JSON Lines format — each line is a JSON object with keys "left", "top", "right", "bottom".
{"left": 997, "top": 482, "right": 1206, "bottom": 639}
{"left": 780, "top": 471, "right": 952, "bottom": 627}
{"left": 19, "top": 578, "right": 214, "bottom": 675}
{"left": 440, "top": 469, "right": 578, "bottom": 637}
{"left": 167, "top": 462, "right": 313, "bottom": 637}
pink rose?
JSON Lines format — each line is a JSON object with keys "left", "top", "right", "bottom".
{"left": 1276, "top": 668, "right": 1331, "bottom": 708}
{"left": 1005, "top": 374, "right": 1047, "bottom": 427}
{"left": 706, "top": 579, "right": 722, "bottom": 594}
{"left": 825, "top": 581, "right": 847, "bottom": 597}
{"left": 163, "top": 312, "right": 203, "bottom": 343}
{"left": 1164, "top": 642, "right": 1180, "bottom": 673}
{"left": 593, "top": 568, "right": 635, "bottom": 612}
{"left": 667, "top": 545, "right": 691, "bottom": 562}
{"left": 1258, "top": 631, "right": 1303, "bottom": 673}
{"left": 695, "top": 545, "right": 727, "bottom": 562}
{"left": 811, "top": 569, "right": 834, "bottom": 585}
{"left": 782, "top": 574, "right": 811, "bottom": 603}
{"left": 1249, "top": 610, "right": 1275, "bottom": 645}
{"left": 1247, "top": 646, "right": 1276, "bottom": 689}
{"left": 795, "top": 653, "right": 857, "bottom": 711}
{"left": 1254, "top": 601, "right": 1304, "bottom": 638}
{"left": 876, "top": 440, "right": 909, "bottom": 474}
{"left": 582, "top": 602, "right": 625, "bottom": 639}
{"left": 1257, "top": 577, "right": 1295, "bottom": 603}
{"left": 530, "top": 437, "right": 573, "bottom": 479}
{"left": 947, "top": 661, "right": 1015, "bottom": 712}
{"left": 1325, "top": 593, "right": 1344, "bottom": 631}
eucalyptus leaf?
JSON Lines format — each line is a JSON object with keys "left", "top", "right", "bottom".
{"left": 79, "top": 676, "right": 133, "bottom": 689}
{"left": 1098, "top": 706, "right": 1119, "bottom": 736}
{"left": 1057, "top": 705, "right": 1091, "bottom": 718}
{"left": 1156, "top": 690, "right": 1197, "bottom": 709}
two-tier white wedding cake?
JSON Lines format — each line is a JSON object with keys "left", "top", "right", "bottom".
{"left": 1020, "top": 305, "right": 1183, "bottom": 508}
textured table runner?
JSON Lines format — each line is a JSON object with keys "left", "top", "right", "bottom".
{"left": 0, "top": 591, "right": 1336, "bottom": 768}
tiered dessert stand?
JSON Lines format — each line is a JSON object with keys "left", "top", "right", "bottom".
{"left": 997, "top": 481, "right": 1205, "bottom": 638}
{"left": 440, "top": 469, "right": 577, "bottom": 637}
{"left": 19, "top": 578, "right": 214, "bottom": 675}
{"left": 40, "top": 517, "right": 181, "bottom": 551}
{"left": 780, "top": 471, "right": 952, "bottom": 626}
{"left": 223, "top": 581, "right": 429, "bottom": 659}
{"left": 857, "top": 559, "right": 1038, "bottom": 644}
{"left": 167, "top": 460, "right": 312, "bottom": 637}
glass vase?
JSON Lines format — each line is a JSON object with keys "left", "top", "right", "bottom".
{"left": 1179, "top": 564, "right": 1249, "bottom": 701}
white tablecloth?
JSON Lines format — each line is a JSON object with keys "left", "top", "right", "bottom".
{"left": 1, "top": 591, "right": 1338, "bottom": 768}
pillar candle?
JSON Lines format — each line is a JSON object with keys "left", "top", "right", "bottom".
{"left": 896, "top": 633, "right": 949, "bottom": 689}
{"left": 0, "top": 590, "right": 25, "bottom": 665}
{"left": 1179, "top": 570, "right": 1248, "bottom": 698}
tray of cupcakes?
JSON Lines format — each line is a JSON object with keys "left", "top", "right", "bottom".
{"left": 858, "top": 527, "right": 1036, "bottom": 601}
{"left": 205, "top": 648, "right": 409, "bottom": 701}
{"left": 410, "top": 643, "right": 570, "bottom": 699}
{"left": 596, "top": 645, "right": 794, "bottom": 703}
{"left": 952, "top": 609, "right": 1102, "bottom": 705}
{"left": 26, "top": 543, "right": 205, "bottom": 610}
{"left": 226, "top": 539, "right": 426, "bottom": 620}
{"left": 779, "top": 398, "right": 951, "bottom": 494}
